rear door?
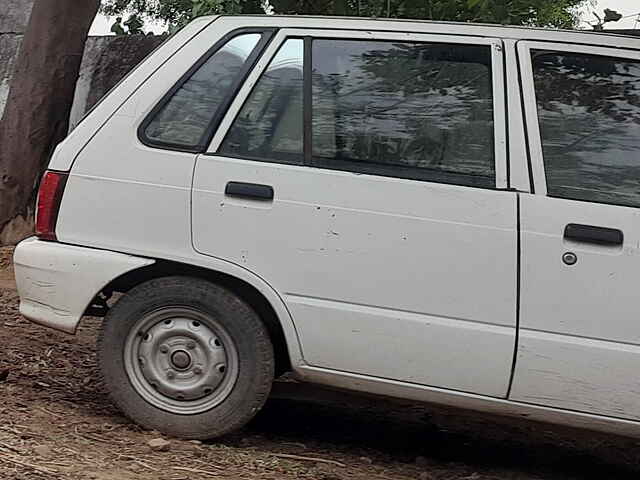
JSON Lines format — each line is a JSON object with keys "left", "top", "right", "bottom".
{"left": 192, "top": 28, "right": 518, "bottom": 397}
{"left": 511, "top": 42, "right": 640, "bottom": 419}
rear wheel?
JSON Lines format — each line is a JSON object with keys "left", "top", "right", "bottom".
{"left": 98, "top": 276, "right": 274, "bottom": 439}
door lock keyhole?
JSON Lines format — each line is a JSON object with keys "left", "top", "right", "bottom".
{"left": 563, "top": 252, "right": 577, "bottom": 266}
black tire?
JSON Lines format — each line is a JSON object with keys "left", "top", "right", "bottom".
{"left": 98, "top": 276, "right": 275, "bottom": 439}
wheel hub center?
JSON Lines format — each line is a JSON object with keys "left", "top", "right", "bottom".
{"left": 170, "top": 350, "right": 191, "bottom": 370}
{"left": 130, "top": 314, "right": 234, "bottom": 409}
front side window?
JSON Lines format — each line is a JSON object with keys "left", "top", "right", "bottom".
{"left": 312, "top": 40, "right": 495, "bottom": 187}
{"left": 533, "top": 51, "right": 640, "bottom": 208}
{"left": 143, "top": 33, "right": 263, "bottom": 149}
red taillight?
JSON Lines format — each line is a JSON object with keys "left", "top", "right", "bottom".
{"left": 35, "top": 170, "right": 68, "bottom": 241}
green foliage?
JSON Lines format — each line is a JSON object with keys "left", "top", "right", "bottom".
{"left": 339, "top": 0, "right": 589, "bottom": 28}
{"left": 102, "top": 0, "right": 197, "bottom": 27}
{"left": 124, "top": 13, "right": 145, "bottom": 33}
{"left": 592, "top": 8, "right": 623, "bottom": 31}
{"left": 101, "top": 0, "right": 262, "bottom": 29}
{"left": 110, "top": 17, "right": 126, "bottom": 34}
{"left": 110, "top": 14, "right": 146, "bottom": 34}
{"left": 191, "top": 0, "right": 245, "bottom": 17}
{"left": 100, "top": 0, "right": 591, "bottom": 31}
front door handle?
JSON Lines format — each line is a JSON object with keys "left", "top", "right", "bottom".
{"left": 564, "top": 223, "right": 623, "bottom": 246}
{"left": 225, "top": 182, "right": 274, "bottom": 201}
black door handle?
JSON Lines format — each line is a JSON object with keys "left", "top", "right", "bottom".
{"left": 564, "top": 223, "right": 623, "bottom": 246}
{"left": 225, "top": 182, "right": 274, "bottom": 201}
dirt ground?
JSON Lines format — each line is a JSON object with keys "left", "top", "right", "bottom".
{"left": 1, "top": 246, "right": 640, "bottom": 480}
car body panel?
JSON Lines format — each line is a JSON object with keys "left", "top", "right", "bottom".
{"left": 14, "top": 238, "right": 154, "bottom": 333}
{"left": 13, "top": 16, "right": 640, "bottom": 437}
{"left": 510, "top": 41, "right": 640, "bottom": 420}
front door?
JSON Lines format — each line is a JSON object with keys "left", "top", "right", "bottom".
{"left": 192, "top": 29, "right": 518, "bottom": 397}
{"left": 511, "top": 42, "right": 640, "bottom": 419}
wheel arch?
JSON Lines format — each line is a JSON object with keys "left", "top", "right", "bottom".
{"left": 92, "top": 257, "right": 301, "bottom": 376}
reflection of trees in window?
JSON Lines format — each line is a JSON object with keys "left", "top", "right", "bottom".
{"left": 220, "top": 39, "right": 304, "bottom": 164}
{"left": 312, "top": 40, "right": 495, "bottom": 186}
{"left": 144, "top": 34, "right": 262, "bottom": 147}
{"left": 534, "top": 51, "right": 640, "bottom": 207}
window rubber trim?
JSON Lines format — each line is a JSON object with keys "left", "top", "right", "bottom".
{"left": 205, "top": 151, "right": 497, "bottom": 191}
{"left": 137, "top": 27, "right": 277, "bottom": 154}
{"left": 303, "top": 36, "right": 313, "bottom": 165}
{"left": 502, "top": 40, "right": 510, "bottom": 191}
{"left": 515, "top": 42, "right": 535, "bottom": 194}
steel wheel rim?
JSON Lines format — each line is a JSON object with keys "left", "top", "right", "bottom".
{"left": 123, "top": 306, "right": 239, "bottom": 414}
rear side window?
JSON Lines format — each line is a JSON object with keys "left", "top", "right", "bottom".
{"left": 142, "top": 33, "right": 263, "bottom": 150}
{"left": 312, "top": 40, "right": 495, "bottom": 187}
{"left": 219, "top": 37, "right": 495, "bottom": 188}
{"left": 220, "top": 39, "right": 304, "bottom": 164}
{"left": 533, "top": 51, "right": 640, "bottom": 208}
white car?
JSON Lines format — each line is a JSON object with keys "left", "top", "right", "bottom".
{"left": 14, "top": 15, "right": 640, "bottom": 439}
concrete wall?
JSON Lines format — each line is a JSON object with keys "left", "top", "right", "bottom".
{"left": 0, "top": 32, "right": 21, "bottom": 115}
{"left": 0, "top": 0, "right": 164, "bottom": 129}
{"left": 68, "top": 35, "right": 165, "bottom": 129}
{"left": 1, "top": 0, "right": 33, "bottom": 33}
{"left": 0, "top": 0, "right": 32, "bottom": 116}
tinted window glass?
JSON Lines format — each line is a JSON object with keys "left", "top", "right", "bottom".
{"left": 220, "top": 39, "right": 304, "bottom": 164}
{"left": 534, "top": 51, "right": 640, "bottom": 207}
{"left": 312, "top": 40, "right": 495, "bottom": 187}
{"left": 144, "top": 33, "right": 262, "bottom": 148}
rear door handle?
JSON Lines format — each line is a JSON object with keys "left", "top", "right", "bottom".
{"left": 225, "top": 182, "right": 274, "bottom": 201}
{"left": 564, "top": 223, "right": 623, "bottom": 246}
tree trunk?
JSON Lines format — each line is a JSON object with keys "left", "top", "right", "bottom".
{"left": 0, "top": 0, "right": 100, "bottom": 245}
